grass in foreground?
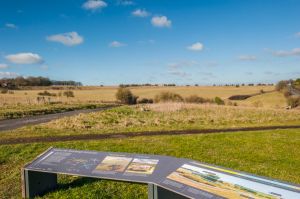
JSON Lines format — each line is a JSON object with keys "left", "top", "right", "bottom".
{"left": 2, "top": 104, "right": 300, "bottom": 139}
{"left": 0, "top": 129, "right": 300, "bottom": 198}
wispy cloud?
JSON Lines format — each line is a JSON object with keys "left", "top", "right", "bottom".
{"left": 272, "top": 48, "right": 300, "bottom": 57}
{"left": 0, "top": 63, "right": 8, "bottom": 69}
{"left": 137, "top": 39, "right": 155, "bottom": 44}
{"left": 5, "top": 53, "right": 43, "bottom": 64}
{"left": 132, "top": 9, "right": 150, "bottom": 17}
{"left": 167, "top": 61, "right": 198, "bottom": 69}
{"left": 0, "top": 72, "right": 19, "bottom": 78}
{"left": 109, "top": 41, "right": 126, "bottom": 47}
{"left": 151, "top": 16, "right": 171, "bottom": 28}
{"left": 5, "top": 23, "right": 18, "bottom": 29}
{"left": 198, "top": 72, "right": 216, "bottom": 78}
{"left": 82, "top": 0, "right": 107, "bottom": 11}
{"left": 168, "top": 71, "right": 189, "bottom": 78}
{"left": 187, "top": 42, "right": 204, "bottom": 51}
{"left": 295, "top": 32, "right": 300, "bottom": 38}
{"left": 46, "top": 32, "right": 84, "bottom": 46}
{"left": 238, "top": 55, "right": 257, "bottom": 61}
{"left": 117, "top": 0, "right": 134, "bottom": 6}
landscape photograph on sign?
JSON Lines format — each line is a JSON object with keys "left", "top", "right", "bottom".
{"left": 167, "top": 164, "right": 293, "bottom": 199}
{"left": 125, "top": 158, "right": 159, "bottom": 175}
{"left": 94, "top": 156, "right": 132, "bottom": 172}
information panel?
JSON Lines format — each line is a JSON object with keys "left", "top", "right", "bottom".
{"left": 24, "top": 148, "right": 300, "bottom": 199}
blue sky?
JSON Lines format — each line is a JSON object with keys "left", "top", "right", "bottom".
{"left": 0, "top": 0, "right": 300, "bottom": 85}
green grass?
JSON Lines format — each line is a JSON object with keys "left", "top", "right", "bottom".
{"left": 0, "top": 103, "right": 113, "bottom": 120}
{"left": 2, "top": 104, "right": 300, "bottom": 139}
{"left": 1, "top": 129, "right": 300, "bottom": 198}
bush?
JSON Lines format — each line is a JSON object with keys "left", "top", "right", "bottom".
{"left": 38, "top": 90, "right": 57, "bottom": 97}
{"left": 283, "top": 89, "right": 292, "bottom": 98}
{"left": 63, "top": 91, "right": 75, "bottom": 98}
{"left": 228, "top": 95, "right": 252, "bottom": 100}
{"left": 116, "top": 87, "right": 138, "bottom": 104}
{"left": 276, "top": 80, "right": 289, "bottom": 91}
{"left": 137, "top": 98, "right": 153, "bottom": 104}
{"left": 185, "top": 95, "right": 212, "bottom": 104}
{"left": 214, "top": 97, "right": 225, "bottom": 105}
{"left": 154, "top": 92, "right": 183, "bottom": 103}
{"left": 0, "top": 89, "right": 8, "bottom": 94}
{"left": 287, "top": 96, "right": 300, "bottom": 108}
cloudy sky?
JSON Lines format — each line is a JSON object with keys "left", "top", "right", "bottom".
{"left": 0, "top": 0, "right": 300, "bottom": 85}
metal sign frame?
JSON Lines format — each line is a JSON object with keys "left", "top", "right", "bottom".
{"left": 22, "top": 147, "right": 300, "bottom": 199}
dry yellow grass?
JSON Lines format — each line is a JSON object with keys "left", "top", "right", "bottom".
{"left": 0, "top": 85, "right": 275, "bottom": 105}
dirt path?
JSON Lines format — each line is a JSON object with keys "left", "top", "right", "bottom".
{"left": 1, "top": 125, "right": 300, "bottom": 145}
{"left": 0, "top": 106, "right": 116, "bottom": 132}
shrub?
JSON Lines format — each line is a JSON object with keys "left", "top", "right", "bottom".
{"left": 185, "top": 95, "right": 212, "bottom": 104}
{"left": 115, "top": 87, "right": 138, "bottom": 104}
{"left": 63, "top": 91, "right": 75, "bottom": 98}
{"left": 8, "top": 90, "right": 14, "bottom": 94}
{"left": 0, "top": 89, "right": 8, "bottom": 94}
{"left": 137, "top": 98, "right": 153, "bottom": 104}
{"left": 276, "top": 80, "right": 289, "bottom": 91}
{"left": 287, "top": 96, "right": 300, "bottom": 108}
{"left": 214, "top": 97, "right": 225, "bottom": 105}
{"left": 154, "top": 92, "right": 183, "bottom": 103}
{"left": 283, "top": 89, "right": 292, "bottom": 98}
{"left": 38, "top": 90, "right": 57, "bottom": 97}
{"left": 228, "top": 95, "right": 252, "bottom": 100}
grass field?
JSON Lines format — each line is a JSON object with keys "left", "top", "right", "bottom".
{"left": 1, "top": 104, "right": 299, "bottom": 139}
{"left": 0, "top": 87, "right": 298, "bottom": 199}
{"left": 0, "top": 85, "right": 276, "bottom": 105}
{"left": 1, "top": 128, "right": 300, "bottom": 198}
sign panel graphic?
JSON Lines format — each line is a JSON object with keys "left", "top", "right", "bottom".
{"left": 24, "top": 148, "right": 300, "bottom": 199}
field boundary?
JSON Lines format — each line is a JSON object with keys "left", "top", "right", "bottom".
{"left": 1, "top": 125, "right": 300, "bottom": 145}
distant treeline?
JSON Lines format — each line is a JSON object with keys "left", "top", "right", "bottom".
{"left": 119, "top": 83, "right": 176, "bottom": 87}
{"left": 0, "top": 76, "right": 82, "bottom": 89}
{"left": 119, "top": 83, "right": 274, "bottom": 87}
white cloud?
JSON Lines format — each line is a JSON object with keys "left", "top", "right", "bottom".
{"left": 5, "top": 23, "right": 17, "bottom": 29}
{"left": 151, "top": 16, "right": 171, "bottom": 28}
{"left": 295, "top": 32, "right": 300, "bottom": 38}
{"left": 187, "top": 42, "right": 204, "bottom": 51}
{"left": 0, "top": 64, "right": 8, "bottom": 69}
{"left": 0, "top": 72, "right": 19, "bottom": 78}
{"left": 272, "top": 48, "right": 300, "bottom": 57}
{"left": 132, "top": 9, "right": 150, "bottom": 17}
{"left": 118, "top": 0, "right": 134, "bottom": 6}
{"left": 46, "top": 32, "right": 84, "bottom": 46}
{"left": 109, "top": 41, "right": 126, "bottom": 47}
{"left": 238, "top": 55, "right": 257, "bottom": 61}
{"left": 168, "top": 71, "right": 189, "bottom": 78}
{"left": 82, "top": 0, "right": 107, "bottom": 11}
{"left": 5, "top": 53, "right": 43, "bottom": 64}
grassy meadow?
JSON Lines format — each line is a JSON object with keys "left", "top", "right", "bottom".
{"left": 0, "top": 85, "right": 287, "bottom": 120}
{"left": 1, "top": 104, "right": 300, "bottom": 139}
{"left": 1, "top": 86, "right": 299, "bottom": 199}
{"left": 0, "top": 85, "right": 277, "bottom": 105}
{"left": 1, "top": 128, "right": 300, "bottom": 198}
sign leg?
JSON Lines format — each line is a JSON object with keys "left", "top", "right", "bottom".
{"left": 148, "top": 184, "right": 189, "bottom": 199}
{"left": 22, "top": 169, "right": 57, "bottom": 198}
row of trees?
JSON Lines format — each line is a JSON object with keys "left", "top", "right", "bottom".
{"left": 0, "top": 76, "right": 82, "bottom": 89}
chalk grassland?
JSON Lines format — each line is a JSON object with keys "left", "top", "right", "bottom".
{"left": 2, "top": 104, "right": 299, "bottom": 139}
{"left": 0, "top": 85, "right": 286, "bottom": 120}
{"left": 0, "top": 85, "right": 276, "bottom": 104}
{"left": 0, "top": 129, "right": 300, "bottom": 198}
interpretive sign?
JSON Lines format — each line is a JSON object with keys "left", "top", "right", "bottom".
{"left": 22, "top": 147, "right": 300, "bottom": 199}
